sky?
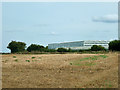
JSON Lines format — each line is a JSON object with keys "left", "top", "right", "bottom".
{"left": 2, "top": 2, "right": 118, "bottom": 52}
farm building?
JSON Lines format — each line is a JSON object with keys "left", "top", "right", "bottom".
{"left": 48, "top": 40, "right": 110, "bottom": 50}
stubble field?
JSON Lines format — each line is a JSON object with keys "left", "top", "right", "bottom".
{"left": 2, "top": 53, "right": 118, "bottom": 88}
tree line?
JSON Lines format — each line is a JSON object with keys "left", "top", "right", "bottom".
{"left": 7, "top": 40, "right": 120, "bottom": 53}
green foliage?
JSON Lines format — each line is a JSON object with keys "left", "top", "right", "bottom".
{"left": 70, "top": 62, "right": 72, "bottom": 65}
{"left": 99, "top": 55, "right": 108, "bottom": 58}
{"left": 14, "top": 59, "right": 18, "bottom": 62}
{"left": 26, "top": 60, "right": 30, "bottom": 62}
{"left": 109, "top": 40, "right": 120, "bottom": 51}
{"left": 46, "top": 46, "right": 48, "bottom": 49}
{"left": 43, "top": 48, "right": 56, "bottom": 52}
{"left": 32, "top": 57, "right": 35, "bottom": 59}
{"left": 7, "top": 41, "right": 26, "bottom": 53}
{"left": 13, "top": 56, "right": 16, "bottom": 58}
{"left": 27, "top": 44, "right": 45, "bottom": 52}
{"left": 85, "top": 62, "right": 96, "bottom": 66}
{"left": 81, "top": 89, "right": 85, "bottom": 90}
{"left": 32, "top": 60, "right": 38, "bottom": 62}
{"left": 74, "top": 62, "right": 96, "bottom": 66}
{"left": 70, "top": 55, "right": 108, "bottom": 66}
{"left": 105, "top": 80, "right": 112, "bottom": 88}
{"left": 91, "top": 45, "right": 106, "bottom": 51}
{"left": 68, "top": 48, "right": 72, "bottom": 52}
{"left": 57, "top": 48, "right": 68, "bottom": 52}
{"left": 7, "top": 40, "right": 114, "bottom": 54}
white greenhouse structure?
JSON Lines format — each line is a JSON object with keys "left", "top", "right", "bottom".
{"left": 48, "top": 40, "right": 110, "bottom": 50}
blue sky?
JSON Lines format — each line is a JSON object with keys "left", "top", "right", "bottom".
{"left": 2, "top": 2, "right": 118, "bottom": 52}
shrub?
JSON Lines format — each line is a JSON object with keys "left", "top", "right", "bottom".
{"left": 26, "top": 60, "right": 30, "bottom": 62}
{"left": 14, "top": 59, "right": 18, "bottom": 62}
{"left": 27, "top": 44, "right": 45, "bottom": 52}
{"left": 57, "top": 48, "right": 68, "bottom": 52}
{"left": 32, "top": 57, "right": 35, "bottom": 59}
{"left": 7, "top": 41, "right": 26, "bottom": 53}
{"left": 91, "top": 45, "right": 106, "bottom": 51}
{"left": 13, "top": 56, "right": 16, "bottom": 58}
{"left": 109, "top": 40, "right": 120, "bottom": 51}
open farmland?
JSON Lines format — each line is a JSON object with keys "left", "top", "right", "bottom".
{"left": 2, "top": 53, "right": 118, "bottom": 88}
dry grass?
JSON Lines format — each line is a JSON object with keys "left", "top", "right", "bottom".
{"left": 2, "top": 53, "right": 118, "bottom": 88}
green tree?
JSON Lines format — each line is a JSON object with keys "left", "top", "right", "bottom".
{"left": 91, "top": 45, "right": 105, "bottom": 51}
{"left": 109, "top": 40, "right": 120, "bottom": 51}
{"left": 57, "top": 48, "right": 68, "bottom": 52}
{"left": 27, "top": 44, "right": 45, "bottom": 52}
{"left": 7, "top": 41, "right": 26, "bottom": 53}
{"left": 68, "top": 48, "right": 72, "bottom": 52}
{"left": 45, "top": 46, "right": 48, "bottom": 49}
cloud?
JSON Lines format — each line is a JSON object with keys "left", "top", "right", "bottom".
{"left": 92, "top": 14, "right": 118, "bottom": 23}
{"left": 35, "top": 32, "right": 58, "bottom": 36}
{"left": 50, "top": 32, "right": 57, "bottom": 35}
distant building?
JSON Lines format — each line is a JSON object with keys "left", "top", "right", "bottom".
{"left": 48, "top": 40, "right": 110, "bottom": 50}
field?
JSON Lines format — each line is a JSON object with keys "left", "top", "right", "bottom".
{"left": 2, "top": 52, "right": 118, "bottom": 88}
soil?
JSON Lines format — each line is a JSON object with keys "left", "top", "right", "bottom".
{"left": 2, "top": 53, "right": 118, "bottom": 88}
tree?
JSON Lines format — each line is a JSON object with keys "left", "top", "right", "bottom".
{"left": 27, "top": 44, "right": 45, "bottom": 52}
{"left": 45, "top": 46, "right": 48, "bottom": 49}
{"left": 68, "top": 48, "right": 72, "bottom": 52}
{"left": 91, "top": 45, "right": 105, "bottom": 51}
{"left": 57, "top": 48, "right": 68, "bottom": 52}
{"left": 109, "top": 40, "right": 120, "bottom": 51}
{"left": 7, "top": 41, "right": 26, "bottom": 53}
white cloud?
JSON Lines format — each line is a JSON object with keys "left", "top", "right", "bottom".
{"left": 92, "top": 14, "right": 118, "bottom": 23}
{"left": 50, "top": 32, "right": 57, "bottom": 35}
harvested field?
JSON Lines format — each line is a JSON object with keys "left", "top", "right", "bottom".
{"left": 2, "top": 53, "right": 118, "bottom": 88}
